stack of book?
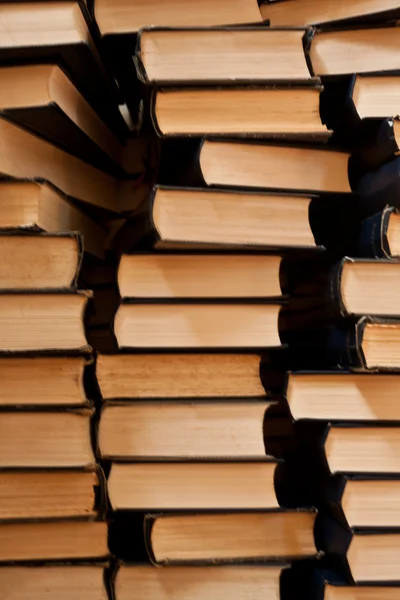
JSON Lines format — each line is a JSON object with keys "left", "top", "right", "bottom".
{"left": 93, "top": 1, "right": 400, "bottom": 599}
{"left": 261, "top": 2, "right": 400, "bottom": 599}
{"left": 0, "top": 2, "right": 144, "bottom": 348}
{"left": 0, "top": 229, "right": 108, "bottom": 598}
{"left": 0, "top": 2, "right": 135, "bottom": 598}
{"left": 3, "top": 0, "right": 400, "bottom": 598}
{"left": 96, "top": 254, "right": 317, "bottom": 599}
{"left": 91, "top": 0, "right": 348, "bottom": 596}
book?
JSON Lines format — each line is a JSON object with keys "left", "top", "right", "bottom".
{"left": 136, "top": 27, "right": 312, "bottom": 84}
{"left": 0, "top": 233, "right": 82, "bottom": 290}
{"left": 144, "top": 510, "right": 317, "bottom": 564}
{"left": 308, "top": 25, "right": 400, "bottom": 77}
{"left": 0, "top": 118, "right": 118, "bottom": 211}
{"left": 0, "top": 356, "right": 89, "bottom": 406}
{"left": 0, "top": 470, "right": 99, "bottom": 520}
{"left": 357, "top": 207, "right": 400, "bottom": 259}
{"left": 0, "top": 181, "right": 106, "bottom": 260}
{"left": 284, "top": 257, "right": 400, "bottom": 327}
{"left": 117, "top": 254, "right": 283, "bottom": 299}
{"left": 0, "top": 520, "right": 108, "bottom": 562}
{"left": 122, "top": 187, "right": 318, "bottom": 252}
{"left": 113, "top": 303, "right": 282, "bottom": 349}
{"left": 0, "top": 565, "right": 107, "bottom": 600}
{"left": 99, "top": 401, "right": 270, "bottom": 459}
{"left": 326, "top": 476, "right": 400, "bottom": 529}
{"left": 113, "top": 564, "right": 286, "bottom": 600}
{"left": 107, "top": 462, "right": 280, "bottom": 511}
{"left": 283, "top": 317, "right": 400, "bottom": 372}
{"left": 96, "top": 353, "right": 266, "bottom": 400}
{"left": 157, "top": 141, "right": 351, "bottom": 194}
{"left": 307, "top": 570, "right": 400, "bottom": 600}
{"left": 151, "top": 86, "right": 329, "bottom": 139}
{"left": 316, "top": 514, "right": 400, "bottom": 583}
{"left": 94, "top": 0, "right": 264, "bottom": 34}
{"left": 261, "top": 0, "right": 400, "bottom": 27}
{"left": 321, "top": 75, "right": 400, "bottom": 131}
{"left": 310, "top": 423, "right": 400, "bottom": 475}
{"left": 0, "top": 64, "right": 126, "bottom": 175}
{"left": 0, "top": 291, "right": 91, "bottom": 352}
{"left": 0, "top": 0, "right": 126, "bottom": 138}
{"left": 285, "top": 371, "right": 400, "bottom": 421}
{"left": 0, "top": 410, "right": 94, "bottom": 468}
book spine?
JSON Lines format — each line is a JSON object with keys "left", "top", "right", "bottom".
{"left": 281, "top": 565, "right": 325, "bottom": 600}
{"left": 105, "top": 563, "right": 117, "bottom": 600}
{"left": 280, "top": 257, "right": 348, "bottom": 330}
{"left": 281, "top": 320, "right": 367, "bottom": 371}
{"left": 143, "top": 514, "right": 160, "bottom": 565}
{"left": 319, "top": 75, "right": 359, "bottom": 134}
{"left": 156, "top": 139, "right": 206, "bottom": 187}
{"left": 112, "top": 189, "right": 159, "bottom": 254}
{"left": 350, "top": 118, "right": 399, "bottom": 175}
{"left": 314, "top": 514, "right": 354, "bottom": 582}
{"left": 357, "top": 206, "right": 395, "bottom": 258}
{"left": 324, "top": 320, "right": 367, "bottom": 370}
{"left": 303, "top": 28, "right": 316, "bottom": 78}
{"left": 354, "top": 158, "right": 400, "bottom": 216}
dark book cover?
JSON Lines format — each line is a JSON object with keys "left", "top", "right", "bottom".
{"left": 349, "top": 119, "right": 399, "bottom": 176}
{"left": 357, "top": 206, "right": 398, "bottom": 258}
{"left": 100, "top": 33, "right": 144, "bottom": 131}
{"left": 352, "top": 157, "right": 400, "bottom": 215}
{"left": 320, "top": 75, "right": 361, "bottom": 133}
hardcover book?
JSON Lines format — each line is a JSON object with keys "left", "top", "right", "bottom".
{"left": 261, "top": 0, "right": 400, "bottom": 27}
{"left": 115, "top": 186, "right": 320, "bottom": 253}
{"left": 135, "top": 27, "right": 313, "bottom": 85}
{"left": 144, "top": 510, "right": 317, "bottom": 564}
{"left": 307, "top": 25, "right": 400, "bottom": 78}
{"left": 0, "top": 565, "right": 107, "bottom": 600}
{"left": 97, "top": 353, "right": 266, "bottom": 400}
{"left": 156, "top": 140, "right": 351, "bottom": 194}
{"left": 283, "top": 316, "right": 400, "bottom": 371}
{"left": 113, "top": 563, "right": 289, "bottom": 600}
{"left": 151, "top": 85, "right": 330, "bottom": 140}
{"left": 316, "top": 514, "right": 400, "bottom": 583}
